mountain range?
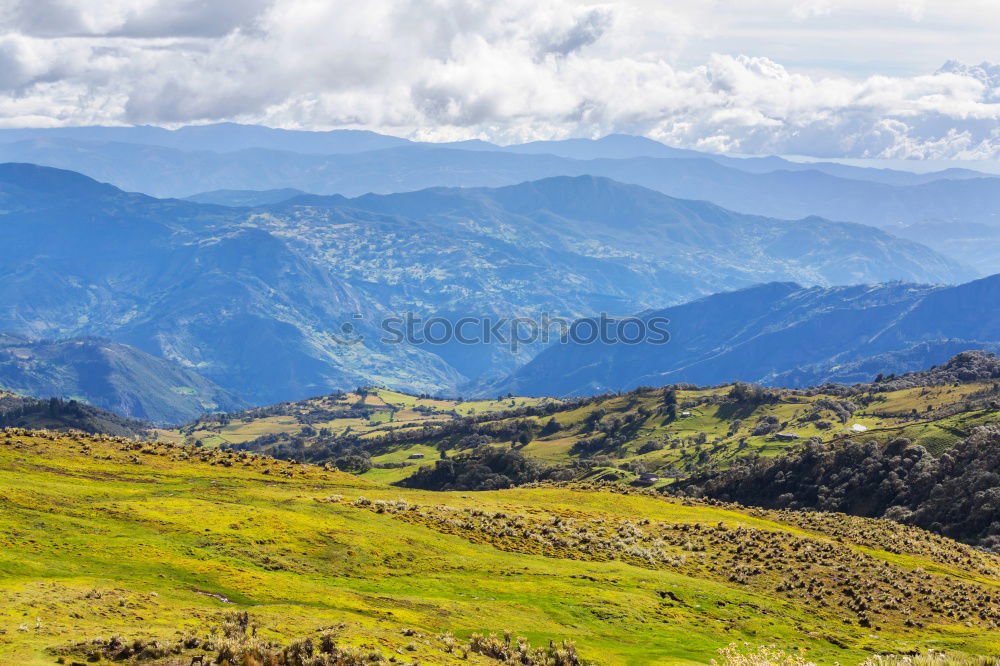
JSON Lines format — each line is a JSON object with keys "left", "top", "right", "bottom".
{"left": 0, "top": 123, "right": 990, "bottom": 184}
{"left": 0, "top": 125, "right": 998, "bottom": 242}
{"left": 0, "top": 163, "right": 976, "bottom": 411}
{"left": 493, "top": 275, "right": 1000, "bottom": 396}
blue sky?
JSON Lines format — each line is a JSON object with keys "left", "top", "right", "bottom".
{"left": 0, "top": 0, "right": 996, "bottom": 159}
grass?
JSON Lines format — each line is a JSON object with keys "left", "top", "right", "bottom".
{"left": 2, "top": 429, "right": 1000, "bottom": 664}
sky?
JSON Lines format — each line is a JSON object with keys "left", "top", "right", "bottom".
{"left": 0, "top": 0, "right": 997, "bottom": 158}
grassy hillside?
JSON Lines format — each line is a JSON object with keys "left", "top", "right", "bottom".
{"left": 165, "top": 370, "right": 1000, "bottom": 488}
{"left": 2, "top": 428, "right": 1000, "bottom": 665}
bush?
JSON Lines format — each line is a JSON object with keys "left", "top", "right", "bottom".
{"left": 396, "top": 445, "right": 543, "bottom": 491}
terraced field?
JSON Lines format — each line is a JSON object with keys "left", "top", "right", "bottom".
{"left": 2, "top": 429, "right": 1000, "bottom": 664}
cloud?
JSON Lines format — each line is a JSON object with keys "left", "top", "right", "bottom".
{"left": 0, "top": 0, "right": 997, "bottom": 159}
{"left": 791, "top": 1, "right": 834, "bottom": 20}
{"left": 897, "top": 0, "right": 926, "bottom": 21}
{"left": 0, "top": 0, "right": 272, "bottom": 37}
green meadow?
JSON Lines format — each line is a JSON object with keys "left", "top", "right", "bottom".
{"left": 2, "top": 429, "right": 999, "bottom": 664}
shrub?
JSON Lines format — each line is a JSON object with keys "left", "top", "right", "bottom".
{"left": 712, "top": 643, "right": 815, "bottom": 666}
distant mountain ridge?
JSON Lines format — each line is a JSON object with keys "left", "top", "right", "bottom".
{"left": 184, "top": 187, "right": 307, "bottom": 206}
{"left": 0, "top": 334, "right": 245, "bottom": 424}
{"left": 492, "top": 274, "right": 1000, "bottom": 397}
{"left": 1, "top": 127, "right": 998, "bottom": 235}
{"left": 0, "top": 164, "right": 974, "bottom": 405}
{"left": 1, "top": 123, "right": 992, "bottom": 184}
{"left": 893, "top": 221, "right": 1000, "bottom": 276}
{"left": 0, "top": 123, "right": 409, "bottom": 154}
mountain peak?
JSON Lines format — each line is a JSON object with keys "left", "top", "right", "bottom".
{"left": 0, "top": 163, "right": 126, "bottom": 208}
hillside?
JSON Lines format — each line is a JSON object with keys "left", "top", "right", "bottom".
{"left": 2, "top": 428, "right": 1000, "bottom": 664}
{"left": 0, "top": 165, "right": 972, "bottom": 406}
{"left": 0, "top": 392, "right": 149, "bottom": 437}
{"left": 0, "top": 335, "right": 245, "bottom": 425}
{"left": 166, "top": 353, "right": 1000, "bottom": 493}
{"left": 492, "top": 277, "right": 1000, "bottom": 398}
{"left": 894, "top": 221, "right": 1000, "bottom": 276}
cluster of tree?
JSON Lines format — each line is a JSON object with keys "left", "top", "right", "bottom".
{"left": 796, "top": 352, "right": 1000, "bottom": 403}
{"left": 660, "top": 388, "right": 678, "bottom": 422}
{"left": 229, "top": 430, "right": 373, "bottom": 472}
{"left": 397, "top": 445, "right": 548, "bottom": 491}
{"left": 726, "top": 382, "right": 781, "bottom": 406}
{"left": 677, "top": 426, "right": 1000, "bottom": 551}
{"left": 0, "top": 395, "right": 149, "bottom": 438}
{"left": 872, "top": 351, "right": 1000, "bottom": 391}
{"left": 812, "top": 398, "right": 856, "bottom": 423}
{"left": 750, "top": 415, "right": 782, "bottom": 436}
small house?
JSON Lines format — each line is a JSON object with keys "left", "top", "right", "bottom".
{"left": 636, "top": 472, "right": 660, "bottom": 485}
{"left": 408, "top": 453, "right": 426, "bottom": 459}
{"left": 774, "top": 432, "right": 800, "bottom": 442}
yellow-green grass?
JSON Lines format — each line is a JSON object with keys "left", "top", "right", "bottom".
{"left": 172, "top": 390, "right": 552, "bottom": 449}
{"left": 368, "top": 443, "right": 441, "bottom": 465}
{"left": 520, "top": 435, "right": 581, "bottom": 462}
{"left": 375, "top": 388, "right": 554, "bottom": 416}
{"left": 860, "top": 384, "right": 988, "bottom": 416}
{"left": 358, "top": 464, "right": 428, "bottom": 484}
{"left": 2, "top": 431, "right": 1000, "bottom": 665}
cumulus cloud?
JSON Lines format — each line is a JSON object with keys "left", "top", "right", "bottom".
{"left": 791, "top": 1, "right": 834, "bottom": 20}
{"left": 0, "top": 0, "right": 271, "bottom": 37}
{"left": 0, "top": 0, "right": 997, "bottom": 158}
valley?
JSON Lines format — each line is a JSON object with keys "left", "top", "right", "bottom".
{"left": 3, "top": 8, "right": 1000, "bottom": 666}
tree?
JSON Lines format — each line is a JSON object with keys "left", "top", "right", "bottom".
{"left": 539, "top": 418, "right": 562, "bottom": 436}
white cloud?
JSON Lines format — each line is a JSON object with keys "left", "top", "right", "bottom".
{"left": 897, "top": 0, "right": 926, "bottom": 21}
{"left": 791, "top": 1, "right": 834, "bottom": 20}
{"left": 0, "top": 0, "right": 997, "bottom": 159}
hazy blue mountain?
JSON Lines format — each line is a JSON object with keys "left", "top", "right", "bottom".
{"left": 495, "top": 134, "right": 701, "bottom": 160}
{"left": 0, "top": 164, "right": 976, "bottom": 405}
{"left": 892, "top": 221, "right": 1000, "bottom": 276}
{"left": 586, "top": 156, "right": 1000, "bottom": 229}
{"left": 741, "top": 164, "right": 992, "bottom": 186}
{"left": 1, "top": 138, "right": 997, "bottom": 231}
{"left": 455, "top": 134, "right": 990, "bottom": 186}
{"left": 0, "top": 122, "right": 409, "bottom": 154}
{"left": 770, "top": 340, "right": 1000, "bottom": 386}
{"left": 2, "top": 123, "right": 990, "bottom": 186}
{"left": 490, "top": 274, "right": 1000, "bottom": 397}
{"left": 0, "top": 334, "right": 245, "bottom": 425}
{"left": 0, "top": 163, "right": 461, "bottom": 405}
{"left": 185, "top": 187, "right": 307, "bottom": 206}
